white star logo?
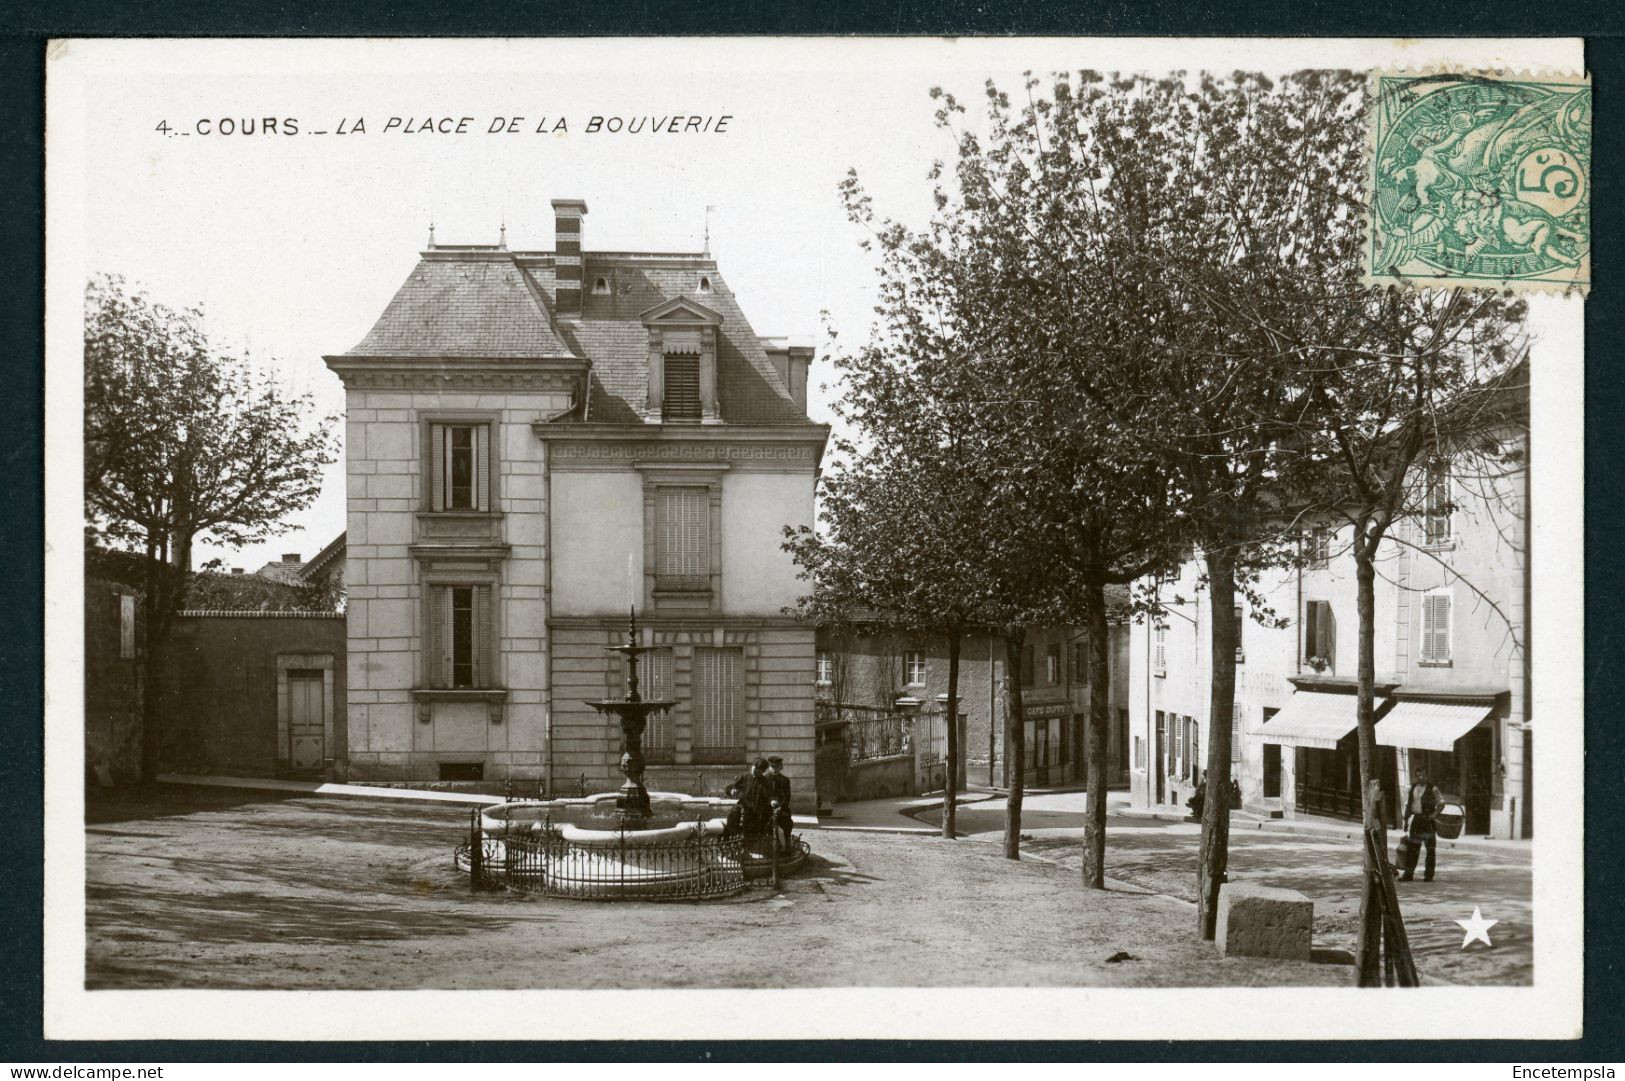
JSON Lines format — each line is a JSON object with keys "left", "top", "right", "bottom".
{"left": 1455, "top": 906, "right": 1498, "bottom": 949}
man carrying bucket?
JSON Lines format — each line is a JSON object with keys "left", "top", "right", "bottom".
{"left": 1400, "top": 768, "right": 1445, "bottom": 882}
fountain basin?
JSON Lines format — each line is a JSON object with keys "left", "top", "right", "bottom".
{"left": 458, "top": 791, "right": 809, "bottom": 899}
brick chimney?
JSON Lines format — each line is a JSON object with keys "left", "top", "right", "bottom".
{"left": 283, "top": 552, "right": 301, "bottom": 564}
{"left": 551, "top": 198, "right": 588, "bottom": 318}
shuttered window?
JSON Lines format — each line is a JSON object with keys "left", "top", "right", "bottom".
{"left": 429, "top": 422, "right": 491, "bottom": 512}
{"left": 1424, "top": 459, "right": 1452, "bottom": 545}
{"left": 1153, "top": 624, "right": 1167, "bottom": 676}
{"left": 692, "top": 646, "right": 743, "bottom": 761}
{"left": 1420, "top": 591, "right": 1453, "bottom": 664}
{"left": 642, "top": 648, "right": 675, "bottom": 759}
{"left": 1304, "top": 600, "right": 1336, "bottom": 669}
{"left": 429, "top": 584, "right": 494, "bottom": 689}
{"left": 1234, "top": 604, "right": 1246, "bottom": 662}
{"left": 1231, "top": 711, "right": 1242, "bottom": 764}
{"left": 1308, "top": 526, "right": 1330, "bottom": 567}
{"left": 655, "top": 487, "right": 710, "bottom": 591}
{"left": 662, "top": 355, "right": 702, "bottom": 421}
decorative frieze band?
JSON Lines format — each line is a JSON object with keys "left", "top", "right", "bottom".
{"left": 554, "top": 442, "right": 816, "bottom": 462}
{"left": 336, "top": 370, "right": 579, "bottom": 391}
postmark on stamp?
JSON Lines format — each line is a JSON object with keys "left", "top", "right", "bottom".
{"left": 1365, "top": 70, "right": 1591, "bottom": 292}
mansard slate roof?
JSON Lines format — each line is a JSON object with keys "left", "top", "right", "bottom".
{"left": 346, "top": 257, "right": 574, "bottom": 359}
{"left": 343, "top": 247, "right": 813, "bottom": 427}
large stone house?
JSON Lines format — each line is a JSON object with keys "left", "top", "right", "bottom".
{"left": 325, "top": 200, "right": 827, "bottom": 808}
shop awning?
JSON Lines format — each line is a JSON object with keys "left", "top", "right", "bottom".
{"left": 1374, "top": 699, "right": 1493, "bottom": 752}
{"left": 1259, "top": 691, "right": 1364, "bottom": 750}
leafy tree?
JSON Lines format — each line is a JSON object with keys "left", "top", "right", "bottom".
{"left": 924, "top": 75, "right": 1190, "bottom": 887}
{"left": 84, "top": 275, "right": 338, "bottom": 778}
{"left": 1290, "top": 288, "right": 1525, "bottom": 983}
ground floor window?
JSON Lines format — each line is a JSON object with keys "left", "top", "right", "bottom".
{"left": 692, "top": 646, "right": 744, "bottom": 763}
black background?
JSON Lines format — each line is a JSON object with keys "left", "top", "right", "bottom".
{"left": 1, "top": 2, "right": 1620, "bottom": 1064}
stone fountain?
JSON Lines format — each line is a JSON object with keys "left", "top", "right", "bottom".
{"left": 583, "top": 606, "right": 675, "bottom": 823}
{"left": 455, "top": 607, "right": 810, "bottom": 898}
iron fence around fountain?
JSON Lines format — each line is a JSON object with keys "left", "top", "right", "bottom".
{"left": 460, "top": 820, "right": 751, "bottom": 900}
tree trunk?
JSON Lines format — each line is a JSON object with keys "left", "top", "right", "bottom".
{"left": 1196, "top": 545, "right": 1238, "bottom": 940}
{"left": 942, "top": 626, "right": 961, "bottom": 839}
{"left": 1353, "top": 535, "right": 1384, "bottom": 986}
{"left": 1002, "top": 627, "right": 1027, "bottom": 860}
{"left": 1081, "top": 579, "right": 1111, "bottom": 889}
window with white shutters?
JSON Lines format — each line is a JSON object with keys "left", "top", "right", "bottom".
{"left": 428, "top": 422, "right": 491, "bottom": 512}
{"left": 1420, "top": 590, "right": 1453, "bottom": 664}
{"left": 429, "top": 584, "right": 494, "bottom": 689}
{"left": 692, "top": 646, "right": 743, "bottom": 761}
{"left": 1133, "top": 735, "right": 1145, "bottom": 770}
{"left": 1153, "top": 624, "right": 1167, "bottom": 677}
{"left": 655, "top": 487, "right": 710, "bottom": 592}
{"left": 1231, "top": 711, "right": 1242, "bottom": 764}
{"left": 662, "top": 355, "right": 702, "bottom": 421}
{"left": 1423, "top": 459, "right": 1453, "bottom": 546}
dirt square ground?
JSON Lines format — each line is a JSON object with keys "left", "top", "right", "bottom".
{"left": 85, "top": 785, "right": 1355, "bottom": 990}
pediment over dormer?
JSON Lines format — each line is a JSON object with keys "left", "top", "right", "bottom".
{"left": 639, "top": 296, "right": 723, "bottom": 327}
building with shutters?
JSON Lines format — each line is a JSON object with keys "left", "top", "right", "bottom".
{"left": 325, "top": 200, "right": 828, "bottom": 807}
{"left": 1127, "top": 376, "right": 1530, "bottom": 838}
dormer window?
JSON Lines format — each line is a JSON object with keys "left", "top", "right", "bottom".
{"left": 698, "top": 275, "right": 712, "bottom": 293}
{"left": 592, "top": 276, "right": 610, "bottom": 295}
{"left": 640, "top": 296, "right": 724, "bottom": 425}
{"left": 662, "top": 354, "right": 702, "bottom": 421}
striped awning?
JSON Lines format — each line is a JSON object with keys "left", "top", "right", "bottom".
{"left": 1259, "top": 691, "right": 1363, "bottom": 750}
{"left": 1375, "top": 699, "right": 1493, "bottom": 752}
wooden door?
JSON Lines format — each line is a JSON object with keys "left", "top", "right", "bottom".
{"left": 1154, "top": 715, "right": 1166, "bottom": 804}
{"left": 288, "top": 670, "right": 325, "bottom": 771}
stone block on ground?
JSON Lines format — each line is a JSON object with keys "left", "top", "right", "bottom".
{"left": 1216, "top": 882, "right": 1313, "bottom": 961}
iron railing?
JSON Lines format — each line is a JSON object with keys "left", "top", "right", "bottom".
{"left": 459, "top": 810, "right": 748, "bottom": 900}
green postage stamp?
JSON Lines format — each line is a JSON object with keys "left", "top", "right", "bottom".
{"left": 1366, "top": 70, "right": 1591, "bottom": 292}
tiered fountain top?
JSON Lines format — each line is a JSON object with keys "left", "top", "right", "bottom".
{"left": 583, "top": 608, "right": 675, "bottom": 822}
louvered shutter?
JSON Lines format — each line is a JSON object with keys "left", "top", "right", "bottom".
{"left": 1315, "top": 602, "right": 1336, "bottom": 668}
{"left": 656, "top": 488, "right": 709, "bottom": 591}
{"left": 1231, "top": 712, "right": 1242, "bottom": 764}
{"left": 431, "top": 586, "right": 451, "bottom": 688}
{"left": 1154, "top": 626, "right": 1166, "bottom": 674}
{"left": 430, "top": 424, "right": 446, "bottom": 511}
{"left": 475, "top": 425, "right": 490, "bottom": 512}
{"left": 663, "top": 356, "right": 702, "bottom": 420}
{"left": 1422, "top": 594, "right": 1450, "bottom": 663}
{"left": 1420, "top": 596, "right": 1436, "bottom": 662}
{"left": 693, "top": 647, "right": 742, "bottom": 757}
{"left": 645, "top": 649, "right": 674, "bottom": 755}
{"left": 473, "top": 586, "right": 492, "bottom": 688}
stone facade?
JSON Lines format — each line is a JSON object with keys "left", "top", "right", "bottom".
{"left": 326, "top": 200, "right": 827, "bottom": 806}
{"left": 1128, "top": 414, "right": 1531, "bottom": 839}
